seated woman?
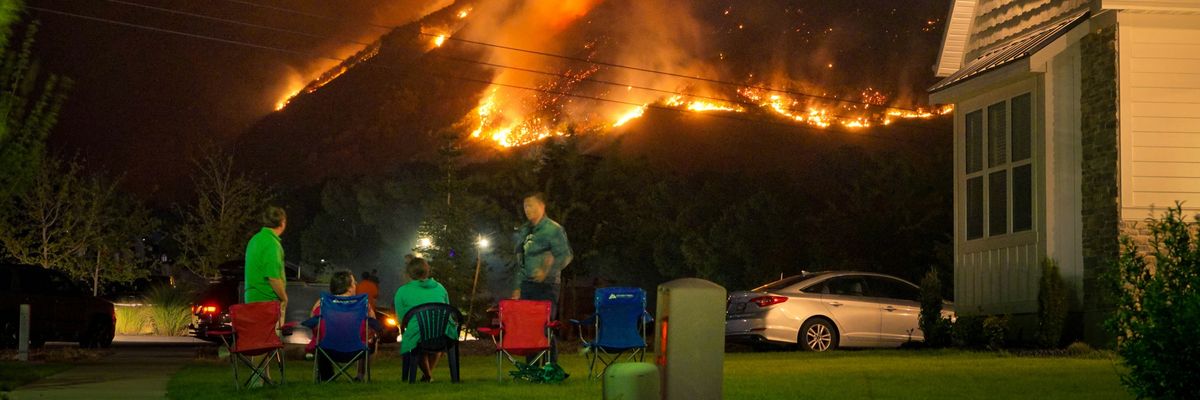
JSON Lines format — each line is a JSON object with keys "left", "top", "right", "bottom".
{"left": 394, "top": 257, "right": 451, "bottom": 382}
{"left": 308, "top": 269, "right": 377, "bottom": 381}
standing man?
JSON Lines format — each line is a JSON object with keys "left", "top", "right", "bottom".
{"left": 245, "top": 206, "right": 289, "bottom": 325}
{"left": 512, "top": 192, "right": 572, "bottom": 362}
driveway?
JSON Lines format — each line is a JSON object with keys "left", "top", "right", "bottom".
{"left": 10, "top": 336, "right": 211, "bottom": 400}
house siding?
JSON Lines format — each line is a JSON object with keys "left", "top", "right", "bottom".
{"left": 966, "top": 0, "right": 1091, "bottom": 60}
{"left": 1117, "top": 13, "right": 1200, "bottom": 219}
{"left": 1079, "top": 25, "right": 1119, "bottom": 347}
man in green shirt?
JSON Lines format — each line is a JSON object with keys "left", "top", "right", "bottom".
{"left": 244, "top": 206, "right": 288, "bottom": 325}
{"left": 512, "top": 193, "right": 572, "bottom": 363}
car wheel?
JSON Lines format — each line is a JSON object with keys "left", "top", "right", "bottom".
{"left": 799, "top": 318, "right": 838, "bottom": 352}
{"left": 79, "top": 317, "right": 110, "bottom": 349}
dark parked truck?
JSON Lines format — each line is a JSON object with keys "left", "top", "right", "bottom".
{"left": 0, "top": 264, "right": 116, "bottom": 348}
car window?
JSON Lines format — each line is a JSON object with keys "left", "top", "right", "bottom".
{"left": 753, "top": 272, "right": 827, "bottom": 292}
{"left": 824, "top": 276, "right": 867, "bottom": 297}
{"left": 866, "top": 276, "right": 920, "bottom": 302}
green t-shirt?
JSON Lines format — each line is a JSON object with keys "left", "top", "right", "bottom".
{"left": 244, "top": 227, "right": 285, "bottom": 303}
{"left": 394, "top": 278, "right": 454, "bottom": 354}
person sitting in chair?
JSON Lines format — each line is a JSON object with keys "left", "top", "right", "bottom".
{"left": 308, "top": 269, "right": 377, "bottom": 381}
{"left": 394, "top": 257, "right": 451, "bottom": 382}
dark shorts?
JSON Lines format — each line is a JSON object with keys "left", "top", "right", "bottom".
{"left": 519, "top": 281, "right": 561, "bottom": 318}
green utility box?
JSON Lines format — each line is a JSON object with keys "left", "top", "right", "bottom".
{"left": 603, "top": 362, "right": 660, "bottom": 399}
{"left": 654, "top": 278, "right": 726, "bottom": 400}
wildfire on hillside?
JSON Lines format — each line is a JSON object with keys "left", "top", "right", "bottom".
{"left": 274, "top": 0, "right": 953, "bottom": 148}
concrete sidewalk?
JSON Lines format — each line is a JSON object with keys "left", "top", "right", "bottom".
{"left": 10, "top": 336, "right": 208, "bottom": 400}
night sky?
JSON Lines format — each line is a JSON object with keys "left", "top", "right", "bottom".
{"left": 26, "top": 0, "right": 951, "bottom": 202}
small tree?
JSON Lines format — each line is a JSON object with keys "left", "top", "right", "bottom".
{"left": 0, "top": 159, "right": 94, "bottom": 271}
{"left": 175, "top": 154, "right": 272, "bottom": 279}
{"left": 1109, "top": 203, "right": 1200, "bottom": 399}
{"left": 919, "top": 268, "right": 951, "bottom": 347}
{"left": 1035, "top": 258, "right": 1069, "bottom": 348}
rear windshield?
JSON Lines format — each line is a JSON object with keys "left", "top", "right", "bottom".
{"left": 753, "top": 272, "right": 827, "bottom": 292}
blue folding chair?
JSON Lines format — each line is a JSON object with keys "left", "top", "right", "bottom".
{"left": 569, "top": 287, "right": 653, "bottom": 379}
{"left": 302, "top": 293, "right": 373, "bottom": 383}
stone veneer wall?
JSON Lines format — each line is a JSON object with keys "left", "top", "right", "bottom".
{"left": 1078, "top": 26, "right": 1119, "bottom": 347}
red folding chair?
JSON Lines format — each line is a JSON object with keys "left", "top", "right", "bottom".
{"left": 477, "top": 300, "right": 559, "bottom": 382}
{"left": 225, "top": 301, "right": 286, "bottom": 389}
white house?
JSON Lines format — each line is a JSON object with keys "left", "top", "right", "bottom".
{"left": 929, "top": 0, "right": 1200, "bottom": 344}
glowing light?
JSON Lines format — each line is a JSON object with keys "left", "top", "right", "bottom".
{"left": 418, "top": 237, "right": 433, "bottom": 248}
{"left": 477, "top": 237, "right": 490, "bottom": 249}
{"left": 433, "top": 34, "right": 447, "bottom": 47}
{"left": 385, "top": 317, "right": 397, "bottom": 326}
{"left": 456, "top": 8, "right": 471, "bottom": 19}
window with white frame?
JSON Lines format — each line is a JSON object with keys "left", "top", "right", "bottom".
{"left": 965, "top": 92, "right": 1032, "bottom": 240}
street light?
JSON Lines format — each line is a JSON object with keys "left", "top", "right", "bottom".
{"left": 418, "top": 237, "right": 433, "bottom": 248}
{"left": 467, "top": 234, "right": 490, "bottom": 331}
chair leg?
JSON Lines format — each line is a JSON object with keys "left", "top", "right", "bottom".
{"left": 496, "top": 352, "right": 502, "bottom": 382}
{"left": 231, "top": 354, "right": 240, "bottom": 390}
{"left": 278, "top": 350, "right": 286, "bottom": 385}
{"left": 449, "top": 345, "right": 460, "bottom": 383}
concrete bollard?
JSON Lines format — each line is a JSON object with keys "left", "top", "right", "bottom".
{"left": 18, "top": 304, "right": 30, "bottom": 362}
{"left": 603, "top": 362, "right": 660, "bottom": 400}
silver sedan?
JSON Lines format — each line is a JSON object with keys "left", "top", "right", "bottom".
{"left": 725, "top": 271, "right": 954, "bottom": 351}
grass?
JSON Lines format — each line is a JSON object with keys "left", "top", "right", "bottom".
{"left": 0, "top": 362, "right": 70, "bottom": 392}
{"left": 167, "top": 348, "right": 1132, "bottom": 399}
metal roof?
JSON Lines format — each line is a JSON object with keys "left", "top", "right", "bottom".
{"left": 928, "top": 10, "right": 1090, "bottom": 94}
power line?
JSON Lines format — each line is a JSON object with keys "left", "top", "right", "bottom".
{"left": 216, "top": 0, "right": 936, "bottom": 113}
{"left": 100, "top": 0, "right": 947, "bottom": 133}
{"left": 26, "top": 5, "right": 941, "bottom": 145}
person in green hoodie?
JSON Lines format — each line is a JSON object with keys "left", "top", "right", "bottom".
{"left": 394, "top": 257, "right": 452, "bottom": 382}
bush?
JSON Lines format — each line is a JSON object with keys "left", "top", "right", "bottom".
{"left": 1065, "top": 341, "right": 1093, "bottom": 357}
{"left": 1108, "top": 204, "right": 1200, "bottom": 400}
{"left": 114, "top": 305, "right": 149, "bottom": 335}
{"left": 983, "top": 314, "right": 1009, "bottom": 351}
{"left": 1036, "top": 258, "right": 1069, "bottom": 348}
{"left": 952, "top": 315, "right": 985, "bottom": 349}
{"left": 918, "top": 268, "right": 952, "bottom": 347}
{"left": 145, "top": 285, "right": 194, "bottom": 336}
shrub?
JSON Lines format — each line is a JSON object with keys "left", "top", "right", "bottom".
{"left": 145, "top": 285, "right": 194, "bottom": 336}
{"left": 952, "top": 315, "right": 985, "bottom": 349}
{"left": 1108, "top": 203, "right": 1200, "bottom": 400}
{"left": 114, "top": 305, "right": 149, "bottom": 335}
{"left": 1036, "top": 258, "right": 1069, "bottom": 348}
{"left": 982, "top": 314, "right": 1009, "bottom": 351}
{"left": 918, "top": 268, "right": 952, "bottom": 347}
{"left": 1065, "top": 341, "right": 1093, "bottom": 357}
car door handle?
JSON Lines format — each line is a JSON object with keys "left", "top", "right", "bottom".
{"left": 884, "top": 306, "right": 896, "bottom": 312}
{"left": 828, "top": 302, "right": 843, "bottom": 307}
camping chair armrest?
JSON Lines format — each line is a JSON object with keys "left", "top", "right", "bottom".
{"left": 641, "top": 311, "right": 654, "bottom": 323}
{"left": 568, "top": 316, "right": 595, "bottom": 326}
{"left": 547, "top": 320, "right": 562, "bottom": 328}
{"left": 300, "top": 316, "right": 320, "bottom": 329}
{"left": 477, "top": 326, "right": 500, "bottom": 337}
{"left": 280, "top": 321, "right": 298, "bottom": 336}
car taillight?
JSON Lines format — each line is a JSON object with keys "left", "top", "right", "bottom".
{"left": 750, "top": 295, "right": 789, "bottom": 307}
{"left": 202, "top": 305, "right": 218, "bottom": 314}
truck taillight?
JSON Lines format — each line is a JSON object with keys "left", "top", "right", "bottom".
{"left": 750, "top": 295, "right": 788, "bottom": 307}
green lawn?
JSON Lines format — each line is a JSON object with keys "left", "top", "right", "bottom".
{"left": 0, "top": 362, "right": 70, "bottom": 392}
{"left": 168, "top": 350, "right": 1131, "bottom": 400}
